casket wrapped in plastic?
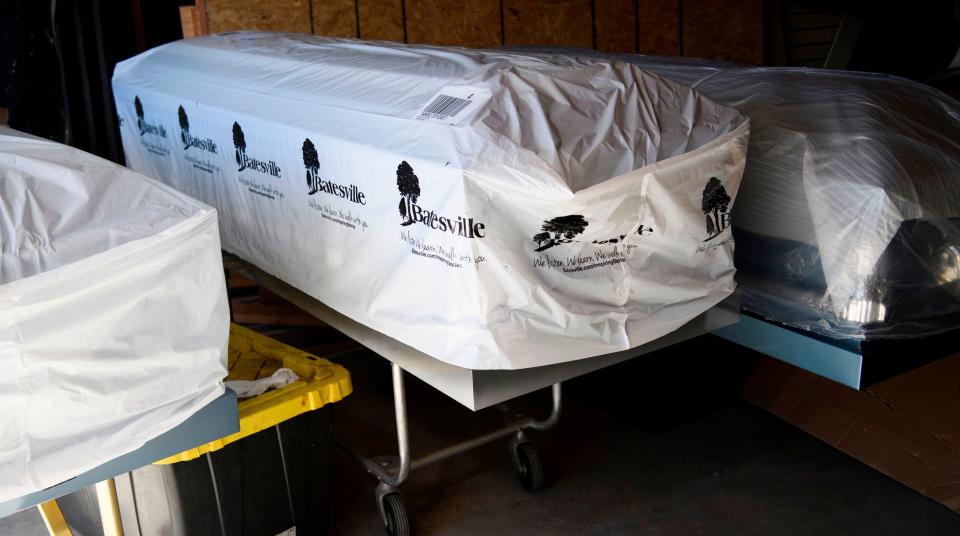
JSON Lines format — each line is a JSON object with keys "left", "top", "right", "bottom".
{"left": 0, "top": 127, "right": 229, "bottom": 503}
{"left": 714, "top": 69, "right": 960, "bottom": 344}
{"left": 529, "top": 48, "right": 960, "bottom": 344}
{"left": 113, "top": 32, "right": 749, "bottom": 370}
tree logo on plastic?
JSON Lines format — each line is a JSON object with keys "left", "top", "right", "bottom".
{"left": 533, "top": 215, "right": 588, "bottom": 251}
{"left": 134, "top": 96, "right": 143, "bottom": 129}
{"left": 133, "top": 95, "right": 166, "bottom": 138}
{"left": 302, "top": 138, "right": 365, "bottom": 204}
{"left": 701, "top": 177, "right": 731, "bottom": 241}
{"left": 532, "top": 216, "right": 653, "bottom": 251}
{"left": 303, "top": 138, "right": 320, "bottom": 191}
{"left": 397, "top": 161, "right": 421, "bottom": 225}
{"left": 178, "top": 106, "right": 188, "bottom": 143}
{"left": 233, "top": 122, "right": 246, "bottom": 166}
{"left": 232, "top": 121, "right": 281, "bottom": 178}
{"left": 396, "top": 161, "right": 485, "bottom": 238}
{"left": 177, "top": 106, "right": 217, "bottom": 153}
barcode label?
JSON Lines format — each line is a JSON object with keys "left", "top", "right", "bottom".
{"left": 414, "top": 86, "right": 490, "bottom": 124}
{"left": 416, "top": 94, "right": 473, "bottom": 121}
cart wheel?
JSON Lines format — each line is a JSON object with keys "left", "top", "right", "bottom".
{"left": 382, "top": 493, "right": 410, "bottom": 536}
{"left": 512, "top": 442, "right": 545, "bottom": 492}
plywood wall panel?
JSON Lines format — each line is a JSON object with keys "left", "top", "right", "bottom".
{"left": 681, "top": 0, "right": 763, "bottom": 64}
{"left": 312, "top": 0, "right": 359, "bottom": 37}
{"left": 406, "top": 0, "right": 501, "bottom": 47}
{"left": 503, "top": 0, "right": 593, "bottom": 48}
{"left": 206, "top": 0, "right": 311, "bottom": 33}
{"left": 595, "top": 0, "right": 636, "bottom": 53}
{"left": 205, "top": 0, "right": 766, "bottom": 66}
{"left": 358, "top": 0, "right": 405, "bottom": 41}
{"left": 637, "top": 0, "right": 679, "bottom": 56}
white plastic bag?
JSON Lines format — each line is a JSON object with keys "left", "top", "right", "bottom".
{"left": 0, "top": 127, "right": 229, "bottom": 503}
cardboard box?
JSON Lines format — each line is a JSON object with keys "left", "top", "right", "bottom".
{"left": 741, "top": 353, "right": 960, "bottom": 512}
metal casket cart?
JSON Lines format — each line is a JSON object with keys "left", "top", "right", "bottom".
{"left": 234, "top": 260, "right": 741, "bottom": 536}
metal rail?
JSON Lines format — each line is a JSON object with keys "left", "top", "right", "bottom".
{"left": 337, "top": 363, "right": 562, "bottom": 487}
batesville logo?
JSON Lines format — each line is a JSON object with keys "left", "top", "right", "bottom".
{"left": 701, "top": 177, "right": 731, "bottom": 241}
{"left": 178, "top": 106, "right": 217, "bottom": 153}
{"left": 396, "top": 161, "right": 485, "bottom": 239}
{"left": 133, "top": 96, "right": 166, "bottom": 138}
{"left": 302, "top": 138, "right": 365, "bottom": 204}
{"left": 232, "top": 121, "right": 281, "bottom": 178}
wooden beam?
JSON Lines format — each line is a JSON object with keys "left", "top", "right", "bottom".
{"left": 180, "top": 6, "right": 200, "bottom": 38}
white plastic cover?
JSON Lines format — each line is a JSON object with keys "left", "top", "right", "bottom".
{"left": 513, "top": 47, "right": 960, "bottom": 341}
{"left": 113, "top": 32, "right": 749, "bottom": 370}
{"left": 0, "top": 127, "right": 229, "bottom": 503}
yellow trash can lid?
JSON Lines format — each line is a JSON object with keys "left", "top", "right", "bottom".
{"left": 155, "top": 324, "right": 352, "bottom": 464}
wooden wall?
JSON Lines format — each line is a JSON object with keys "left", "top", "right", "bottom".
{"left": 201, "top": 0, "right": 764, "bottom": 64}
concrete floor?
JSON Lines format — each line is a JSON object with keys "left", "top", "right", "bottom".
{"left": 327, "top": 335, "right": 959, "bottom": 535}
{"left": 3, "top": 334, "right": 958, "bottom": 535}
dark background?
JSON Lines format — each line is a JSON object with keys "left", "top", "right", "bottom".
{"left": 0, "top": 0, "right": 185, "bottom": 161}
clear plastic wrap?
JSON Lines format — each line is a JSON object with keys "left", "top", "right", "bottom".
{"left": 510, "top": 47, "right": 960, "bottom": 342}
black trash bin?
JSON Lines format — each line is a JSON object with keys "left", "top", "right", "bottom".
{"left": 59, "top": 324, "right": 351, "bottom": 536}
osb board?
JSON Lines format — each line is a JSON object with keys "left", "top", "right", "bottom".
{"left": 637, "top": 0, "right": 679, "bottom": 55}
{"left": 406, "top": 0, "right": 501, "bottom": 48}
{"left": 313, "top": 0, "right": 358, "bottom": 37}
{"left": 358, "top": 0, "right": 405, "bottom": 42}
{"left": 503, "top": 0, "right": 593, "bottom": 48}
{"left": 681, "top": 0, "right": 763, "bottom": 64}
{"left": 595, "top": 0, "right": 636, "bottom": 53}
{"left": 206, "top": 0, "right": 311, "bottom": 33}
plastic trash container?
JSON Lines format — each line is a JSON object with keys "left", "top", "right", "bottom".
{"left": 58, "top": 324, "right": 352, "bottom": 536}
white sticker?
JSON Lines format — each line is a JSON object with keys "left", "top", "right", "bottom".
{"left": 415, "top": 86, "right": 490, "bottom": 124}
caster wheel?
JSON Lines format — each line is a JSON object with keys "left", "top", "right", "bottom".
{"left": 512, "top": 442, "right": 545, "bottom": 492}
{"left": 382, "top": 493, "right": 410, "bottom": 536}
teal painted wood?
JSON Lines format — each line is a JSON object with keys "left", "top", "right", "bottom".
{"left": 714, "top": 314, "right": 863, "bottom": 389}
{"left": 0, "top": 390, "right": 239, "bottom": 517}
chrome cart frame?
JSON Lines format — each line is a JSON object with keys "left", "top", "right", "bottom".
{"left": 234, "top": 260, "right": 740, "bottom": 536}
{"left": 339, "top": 365, "right": 562, "bottom": 533}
